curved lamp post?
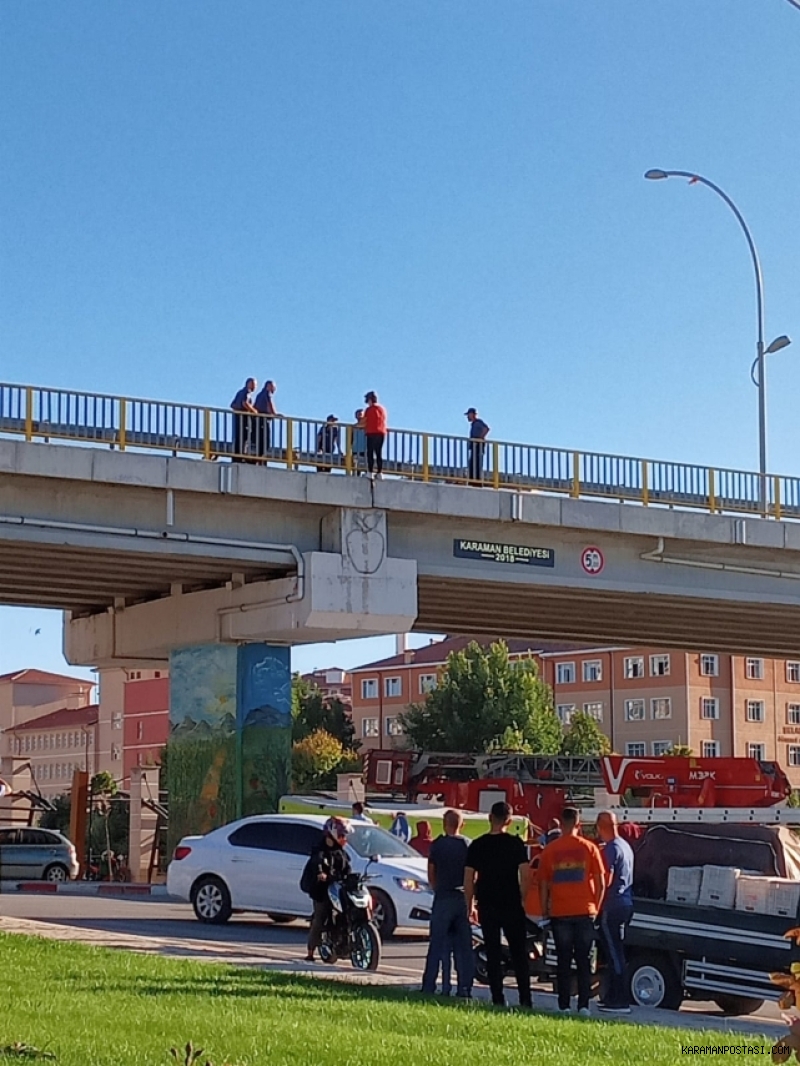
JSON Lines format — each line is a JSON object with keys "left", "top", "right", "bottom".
{"left": 644, "top": 169, "right": 791, "bottom": 513}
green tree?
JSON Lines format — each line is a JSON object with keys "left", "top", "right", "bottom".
{"left": 399, "top": 640, "right": 562, "bottom": 754}
{"left": 292, "top": 729, "right": 348, "bottom": 792}
{"left": 291, "top": 676, "right": 357, "bottom": 751}
{"left": 560, "top": 710, "right": 611, "bottom": 756}
{"left": 664, "top": 744, "right": 693, "bottom": 757}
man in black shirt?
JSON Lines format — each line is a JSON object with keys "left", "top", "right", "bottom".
{"left": 464, "top": 801, "right": 531, "bottom": 1008}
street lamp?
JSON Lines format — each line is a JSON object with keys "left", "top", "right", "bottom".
{"left": 644, "top": 169, "right": 791, "bottom": 513}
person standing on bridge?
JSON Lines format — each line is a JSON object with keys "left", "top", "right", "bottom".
{"left": 230, "top": 378, "right": 257, "bottom": 461}
{"left": 595, "top": 809, "right": 634, "bottom": 1014}
{"left": 363, "top": 391, "right": 387, "bottom": 479}
{"left": 254, "top": 379, "right": 277, "bottom": 459}
{"left": 465, "top": 408, "right": 490, "bottom": 485}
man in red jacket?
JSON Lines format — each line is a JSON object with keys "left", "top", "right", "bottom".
{"left": 363, "top": 391, "right": 387, "bottom": 479}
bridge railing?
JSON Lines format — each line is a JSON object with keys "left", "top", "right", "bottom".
{"left": 1, "top": 381, "right": 799, "bottom": 519}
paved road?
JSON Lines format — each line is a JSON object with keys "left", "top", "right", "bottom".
{"left": 0, "top": 894, "right": 789, "bottom": 1039}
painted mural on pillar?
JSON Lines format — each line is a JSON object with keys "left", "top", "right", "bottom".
{"left": 237, "top": 644, "right": 292, "bottom": 817}
{"left": 167, "top": 643, "right": 292, "bottom": 853}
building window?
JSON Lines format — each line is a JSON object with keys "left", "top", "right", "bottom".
{"left": 582, "top": 660, "right": 602, "bottom": 683}
{"left": 788, "top": 662, "right": 800, "bottom": 684}
{"left": 789, "top": 746, "right": 800, "bottom": 768}
{"left": 361, "top": 679, "right": 378, "bottom": 700}
{"left": 625, "top": 742, "right": 646, "bottom": 757}
{"left": 556, "top": 662, "right": 576, "bottom": 684}
{"left": 583, "top": 702, "right": 604, "bottom": 721}
{"left": 624, "top": 699, "right": 645, "bottom": 722}
{"left": 55, "top": 733, "right": 61, "bottom": 749}
{"left": 154, "top": 671, "right": 161, "bottom": 678}
{"left": 112, "top": 712, "right": 122, "bottom": 730}
{"left": 651, "top": 697, "right": 672, "bottom": 720}
{"left": 556, "top": 704, "right": 576, "bottom": 724}
{"left": 419, "top": 674, "right": 437, "bottom": 695}
{"left": 652, "top": 741, "right": 672, "bottom": 756}
{"left": 650, "top": 655, "right": 670, "bottom": 677}
{"left": 702, "top": 741, "right": 721, "bottom": 758}
{"left": 111, "top": 745, "right": 121, "bottom": 761}
{"left": 385, "top": 717, "right": 403, "bottom": 737}
{"left": 748, "top": 743, "right": 766, "bottom": 761}
{"left": 701, "top": 698, "right": 719, "bottom": 720}
{"left": 700, "top": 654, "right": 719, "bottom": 677}
{"left": 384, "top": 677, "right": 402, "bottom": 699}
{"left": 746, "top": 700, "right": 765, "bottom": 723}
{"left": 137, "top": 721, "right": 144, "bottom": 741}
{"left": 362, "top": 718, "right": 379, "bottom": 738}
{"left": 36, "top": 735, "right": 42, "bottom": 751}
{"left": 789, "top": 705, "right": 800, "bottom": 725}
{"left": 746, "top": 658, "right": 764, "bottom": 680}
{"left": 623, "top": 656, "right": 644, "bottom": 680}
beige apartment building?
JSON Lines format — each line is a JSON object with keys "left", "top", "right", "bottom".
{"left": 6, "top": 703, "right": 100, "bottom": 797}
{"left": 350, "top": 638, "right": 800, "bottom": 788}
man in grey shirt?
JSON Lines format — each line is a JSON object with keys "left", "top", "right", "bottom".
{"left": 421, "top": 809, "right": 474, "bottom": 998}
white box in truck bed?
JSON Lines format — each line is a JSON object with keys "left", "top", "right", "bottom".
{"left": 666, "top": 866, "right": 703, "bottom": 905}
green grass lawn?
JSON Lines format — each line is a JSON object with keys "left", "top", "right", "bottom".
{"left": 278, "top": 798, "right": 529, "bottom": 840}
{"left": 0, "top": 933, "right": 778, "bottom": 1065}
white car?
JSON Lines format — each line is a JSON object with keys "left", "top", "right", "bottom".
{"left": 167, "top": 813, "right": 433, "bottom": 937}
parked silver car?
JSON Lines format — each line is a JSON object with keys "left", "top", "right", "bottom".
{"left": 0, "top": 826, "right": 79, "bottom": 881}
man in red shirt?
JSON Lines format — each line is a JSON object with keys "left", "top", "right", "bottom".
{"left": 363, "top": 391, "right": 387, "bottom": 479}
{"left": 538, "top": 806, "right": 605, "bottom": 1015}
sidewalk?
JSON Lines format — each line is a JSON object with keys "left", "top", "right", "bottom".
{"left": 1, "top": 881, "right": 171, "bottom": 898}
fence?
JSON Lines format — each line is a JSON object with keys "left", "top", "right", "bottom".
{"left": 0, "top": 382, "right": 796, "bottom": 519}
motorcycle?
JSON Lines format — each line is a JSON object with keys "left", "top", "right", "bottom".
{"left": 318, "top": 861, "right": 382, "bottom": 972}
{"left": 471, "top": 917, "right": 548, "bottom": 985}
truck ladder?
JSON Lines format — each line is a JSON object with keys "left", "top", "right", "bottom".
{"left": 579, "top": 806, "right": 800, "bottom": 825}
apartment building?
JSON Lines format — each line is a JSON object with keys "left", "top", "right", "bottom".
{"left": 349, "top": 638, "right": 800, "bottom": 788}
{"left": 6, "top": 703, "right": 100, "bottom": 797}
{"left": 300, "top": 668, "right": 352, "bottom": 704}
{"left": 349, "top": 636, "right": 565, "bottom": 749}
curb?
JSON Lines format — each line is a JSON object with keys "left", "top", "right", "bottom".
{"left": 9, "top": 882, "right": 170, "bottom": 898}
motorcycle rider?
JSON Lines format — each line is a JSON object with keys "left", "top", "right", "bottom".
{"left": 305, "top": 817, "right": 352, "bottom": 962}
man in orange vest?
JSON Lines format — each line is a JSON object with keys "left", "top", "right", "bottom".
{"left": 538, "top": 806, "right": 605, "bottom": 1016}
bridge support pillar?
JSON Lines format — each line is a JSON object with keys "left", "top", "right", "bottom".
{"left": 166, "top": 642, "right": 291, "bottom": 854}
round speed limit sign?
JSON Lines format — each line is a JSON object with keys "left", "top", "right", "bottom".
{"left": 581, "top": 546, "right": 604, "bottom": 575}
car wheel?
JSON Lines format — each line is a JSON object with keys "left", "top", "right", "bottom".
{"left": 628, "top": 952, "right": 683, "bottom": 1010}
{"left": 43, "top": 864, "right": 69, "bottom": 883}
{"left": 191, "top": 876, "right": 232, "bottom": 924}
{"left": 369, "top": 889, "right": 397, "bottom": 938}
{"left": 267, "top": 913, "right": 294, "bottom": 924}
{"left": 713, "top": 994, "right": 764, "bottom": 1016}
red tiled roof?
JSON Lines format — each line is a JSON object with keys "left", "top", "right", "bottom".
{"left": 9, "top": 704, "right": 99, "bottom": 732}
{"left": 351, "top": 636, "right": 598, "bottom": 673}
{"left": 0, "top": 668, "right": 95, "bottom": 687}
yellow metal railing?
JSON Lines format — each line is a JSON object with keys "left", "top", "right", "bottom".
{"left": 0, "top": 381, "right": 797, "bottom": 520}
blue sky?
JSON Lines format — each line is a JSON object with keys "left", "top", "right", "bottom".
{"left": 2, "top": 1, "right": 800, "bottom": 681}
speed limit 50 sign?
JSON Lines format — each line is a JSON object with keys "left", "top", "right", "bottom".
{"left": 581, "top": 546, "right": 605, "bottom": 575}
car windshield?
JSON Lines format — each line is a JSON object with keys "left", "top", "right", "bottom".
{"left": 346, "top": 824, "right": 420, "bottom": 859}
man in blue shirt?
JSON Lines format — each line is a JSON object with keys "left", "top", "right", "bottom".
{"left": 230, "top": 378, "right": 257, "bottom": 461}
{"left": 421, "top": 809, "right": 474, "bottom": 998}
{"left": 596, "top": 810, "right": 635, "bottom": 1014}
{"left": 465, "top": 408, "right": 490, "bottom": 485}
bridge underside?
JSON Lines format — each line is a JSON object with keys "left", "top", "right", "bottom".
{"left": 416, "top": 575, "right": 800, "bottom": 658}
{"left": 0, "top": 536, "right": 292, "bottom": 611}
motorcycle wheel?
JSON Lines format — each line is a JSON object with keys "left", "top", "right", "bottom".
{"left": 318, "top": 936, "right": 338, "bottom": 965}
{"left": 473, "top": 944, "right": 489, "bottom": 985}
{"left": 350, "top": 922, "right": 381, "bottom": 972}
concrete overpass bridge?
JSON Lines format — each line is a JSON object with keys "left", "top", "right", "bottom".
{"left": 2, "top": 381, "right": 800, "bottom": 661}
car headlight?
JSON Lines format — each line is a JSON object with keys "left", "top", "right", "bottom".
{"left": 394, "top": 877, "right": 430, "bottom": 893}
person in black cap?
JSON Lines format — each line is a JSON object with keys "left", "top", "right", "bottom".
{"left": 465, "top": 407, "right": 490, "bottom": 485}
{"left": 315, "top": 415, "right": 340, "bottom": 472}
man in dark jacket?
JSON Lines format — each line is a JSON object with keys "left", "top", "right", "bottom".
{"left": 305, "top": 817, "right": 352, "bottom": 962}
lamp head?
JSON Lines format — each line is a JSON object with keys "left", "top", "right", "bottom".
{"left": 766, "top": 335, "right": 792, "bottom": 355}
{"left": 644, "top": 169, "right": 669, "bottom": 180}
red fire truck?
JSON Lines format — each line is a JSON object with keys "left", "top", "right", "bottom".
{"left": 364, "top": 750, "right": 791, "bottom": 832}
